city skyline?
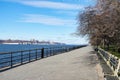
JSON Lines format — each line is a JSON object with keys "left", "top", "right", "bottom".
{"left": 0, "top": 0, "right": 96, "bottom": 44}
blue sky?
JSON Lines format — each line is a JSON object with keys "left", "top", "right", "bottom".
{"left": 0, "top": 0, "right": 96, "bottom": 44}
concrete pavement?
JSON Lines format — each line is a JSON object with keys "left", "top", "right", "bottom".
{"left": 0, "top": 46, "right": 104, "bottom": 80}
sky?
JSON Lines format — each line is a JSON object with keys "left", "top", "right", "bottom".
{"left": 0, "top": 0, "right": 96, "bottom": 44}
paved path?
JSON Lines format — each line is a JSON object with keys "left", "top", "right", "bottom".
{"left": 0, "top": 46, "right": 104, "bottom": 80}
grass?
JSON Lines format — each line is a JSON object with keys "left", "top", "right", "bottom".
{"left": 100, "top": 46, "right": 120, "bottom": 58}
{"left": 109, "top": 51, "right": 120, "bottom": 58}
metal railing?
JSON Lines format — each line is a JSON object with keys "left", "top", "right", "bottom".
{"left": 0, "top": 45, "right": 85, "bottom": 72}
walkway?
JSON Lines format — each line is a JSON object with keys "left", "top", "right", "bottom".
{"left": 0, "top": 46, "right": 104, "bottom": 80}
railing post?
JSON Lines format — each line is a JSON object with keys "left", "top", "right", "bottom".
{"left": 50, "top": 48, "right": 52, "bottom": 56}
{"left": 54, "top": 48, "right": 56, "bottom": 55}
{"left": 36, "top": 49, "right": 38, "bottom": 60}
{"left": 57, "top": 48, "right": 58, "bottom": 54}
{"left": 11, "top": 52, "right": 13, "bottom": 68}
{"left": 41, "top": 48, "right": 44, "bottom": 58}
{"left": 21, "top": 51, "right": 23, "bottom": 64}
{"left": 52, "top": 48, "right": 54, "bottom": 55}
{"left": 46, "top": 48, "right": 49, "bottom": 57}
{"left": 29, "top": 50, "right": 31, "bottom": 62}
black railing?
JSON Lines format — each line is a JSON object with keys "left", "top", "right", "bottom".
{"left": 0, "top": 45, "right": 86, "bottom": 72}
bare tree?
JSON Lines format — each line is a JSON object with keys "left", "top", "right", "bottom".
{"left": 77, "top": 0, "right": 120, "bottom": 52}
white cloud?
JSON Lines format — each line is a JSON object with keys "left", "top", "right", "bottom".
{"left": 85, "top": 0, "right": 96, "bottom": 2}
{"left": 4, "top": 0, "right": 84, "bottom": 10}
{"left": 55, "top": 10, "right": 79, "bottom": 16}
{"left": 19, "top": 14, "right": 76, "bottom": 26}
{"left": 53, "top": 36, "right": 88, "bottom": 44}
{"left": 21, "top": 1, "right": 83, "bottom": 10}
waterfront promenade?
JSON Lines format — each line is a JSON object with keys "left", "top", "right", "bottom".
{"left": 0, "top": 46, "right": 104, "bottom": 80}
